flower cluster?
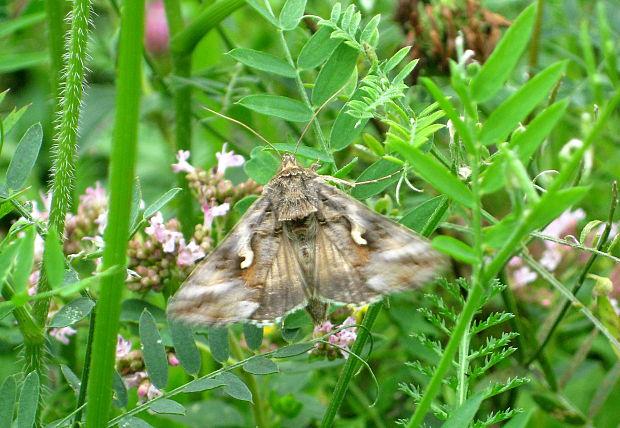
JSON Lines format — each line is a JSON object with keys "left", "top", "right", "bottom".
{"left": 127, "top": 212, "right": 211, "bottom": 293}
{"left": 309, "top": 315, "right": 358, "bottom": 360}
{"left": 115, "top": 334, "right": 179, "bottom": 403}
{"left": 64, "top": 182, "right": 109, "bottom": 256}
{"left": 506, "top": 208, "right": 620, "bottom": 307}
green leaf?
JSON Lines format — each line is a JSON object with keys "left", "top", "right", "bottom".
{"left": 0, "top": 12, "right": 45, "bottom": 38}
{"left": 139, "top": 309, "right": 168, "bottom": 389}
{"left": 298, "top": 26, "right": 341, "bottom": 70}
{"left": 479, "top": 61, "right": 567, "bottom": 146}
{"left": 246, "top": 0, "right": 279, "bottom": 27}
{"left": 12, "top": 226, "right": 35, "bottom": 294}
{"left": 60, "top": 364, "right": 81, "bottom": 394}
{"left": 272, "top": 143, "right": 331, "bottom": 162}
{"left": 144, "top": 188, "right": 182, "bottom": 219}
{"left": 168, "top": 318, "right": 201, "bottom": 375}
{"left": 0, "top": 52, "right": 47, "bottom": 74}
{"left": 597, "top": 295, "right": 620, "bottom": 359}
{"left": 149, "top": 399, "right": 186, "bottom": 415}
{"left": 243, "top": 356, "right": 279, "bottom": 375}
{"left": 273, "top": 342, "right": 314, "bottom": 358}
{"left": 121, "top": 299, "right": 166, "bottom": 323}
{"left": 400, "top": 195, "right": 448, "bottom": 234}
{"left": 0, "top": 376, "right": 16, "bottom": 428}
{"left": 238, "top": 94, "right": 313, "bottom": 123}
{"left": 421, "top": 78, "right": 475, "bottom": 154}
{"left": 43, "top": 226, "right": 64, "bottom": 289}
{"left": 351, "top": 158, "right": 401, "bottom": 199}
{"left": 217, "top": 372, "right": 253, "bottom": 402}
{"left": 442, "top": 391, "right": 485, "bottom": 428}
{"left": 0, "top": 240, "right": 20, "bottom": 295}
{"left": 471, "top": 3, "right": 537, "bottom": 102}
{"left": 432, "top": 236, "right": 477, "bottom": 265}
{"left": 243, "top": 324, "right": 264, "bottom": 351}
{"left": 113, "top": 370, "right": 128, "bottom": 408}
{"left": 234, "top": 195, "right": 259, "bottom": 215}
{"left": 481, "top": 99, "right": 568, "bottom": 193}
{"left": 360, "top": 14, "right": 381, "bottom": 44}
{"left": 227, "top": 48, "right": 296, "bottom": 77}
{"left": 208, "top": 327, "right": 230, "bottom": 363}
{"left": 49, "top": 297, "right": 95, "bottom": 328}
{"left": 391, "top": 140, "right": 475, "bottom": 209}
{"left": 118, "top": 416, "right": 155, "bottom": 428}
{"left": 330, "top": 87, "right": 369, "bottom": 151}
{"left": 244, "top": 147, "right": 280, "bottom": 184}
{"left": 393, "top": 59, "right": 419, "bottom": 84}
{"left": 383, "top": 46, "right": 411, "bottom": 73}
{"left": 279, "top": 0, "right": 307, "bottom": 30}
{"left": 312, "top": 44, "right": 359, "bottom": 107}
{"left": 183, "top": 378, "right": 226, "bottom": 393}
{"left": 530, "top": 392, "right": 587, "bottom": 425}
{"left": 16, "top": 371, "right": 39, "bottom": 428}
{"left": 2, "top": 105, "right": 30, "bottom": 136}
{"left": 333, "top": 157, "right": 359, "bottom": 179}
{"left": 504, "top": 409, "right": 534, "bottom": 428}
{"left": 6, "top": 123, "right": 43, "bottom": 191}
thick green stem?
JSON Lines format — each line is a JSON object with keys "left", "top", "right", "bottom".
{"left": 84, "top": 0, "right": 145, "bottom": 424}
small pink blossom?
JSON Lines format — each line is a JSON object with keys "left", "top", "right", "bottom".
{"left": 216, "top": 143, "right": 245, "bottom": 175}
{"left": 116, "top": 334, "right": 132, "bottom": 359}
{"left": 124, "top": 371, "right": 147, "bottom": 389}
{"left": 168, "top": 353, "right": 180, "bottom": 366}
{"left": 28, "top": 270, "right": 40, "bottom": 296}
{"left": 171, "top": 150, "right": 195, "bottom": 174}
{"left": 540, "top": 248, "right": 563, "bottom": 271}
{"left": 201, "top": 201, "right": 230, "bottom": 229}
{"left": 311, "top": 316, "right": 358, "bottom": 359}
{"left": 145, "top": 212, "right": 183, "bottom": 253}
{"left": 177, "top": 240, "right": 205, "bottom": 266}
{"left": 542, "top": 209, "right": 586, "bottom": 242}
{"left": 145, "top": 1, "right": 170, "bottom": 55}
{"left": 512, "top": 266, "right": 538, "bottom": 288}
{"left": 81, "top": 182, "right": 108, "bottom": 207}
{"left": 50, "top": 326, "right": 78, "bottom": 345}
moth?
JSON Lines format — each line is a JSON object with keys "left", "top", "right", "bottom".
{"left": 167, "top": 152, "right": 446, "bottom": 326}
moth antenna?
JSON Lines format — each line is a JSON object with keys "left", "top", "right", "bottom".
{"left": 323, "top": 167, "right": 405, "bottom": 187}
{"left": 203, "top": 106, "right": 282, "bottom": 158}
{"left": 294, "top": 82, "right": 351, "bottom": 155}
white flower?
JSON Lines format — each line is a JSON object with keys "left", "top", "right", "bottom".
{"left": 171, "top": 150, "right": 195, "bottom": 174}
{"left": 512, "top": 266, "right": 538, "bottom": 288}
{"left": 216, "top": 143, "right": 245, "bottom": 175}
{"left": 116, "top": 334, "right": 132, "bottom": 359}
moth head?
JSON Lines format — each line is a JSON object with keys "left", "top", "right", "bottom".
{"left": 279, "top": 152, "right": 300, "bottom": 172}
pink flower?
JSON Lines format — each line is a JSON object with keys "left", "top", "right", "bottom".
{"left": 32, "top": 192, "right": 52, "bottom": 221}
{"left": 542, "top": 209, "right": 586, "bottom": 242}
{"left": 124, "top": 371, "right": 147, "bottom": 389}
{"left": 50, "top": 326, "right": 78, "bottom": 345}
{"left": 171, "top": 150, "right": 195, "bottom": 174}
{"left": 145, "top": 212, "right": 182, "bottom": 253}
{"left": 168, "top": 353, "right": 180, "bottom": 366}
{"left": 512, "top": 266, "right": 537, "bottom": 288}
{"left": 177, "top": 240, "right": 205, "bottom": 266}
{"left": 145, "top": 1, "right": 170, "bottom": 55}
{"left": 201, "top": 202, "right": 230, "bottom": 229}
{"left": 216, "top": 143, "right": 245, "bottom": 175}
{"left": 81, "top": 182, "right": 108, "bottom": 207}
{"left": 28, "top": 270, "right": 40, "bottom": 296}
{"left": 116, "top": 334, "right": 132, "bottom": 359}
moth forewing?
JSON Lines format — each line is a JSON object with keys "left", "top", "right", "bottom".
{"left": 167, "top": 153, "right": 446, "bottom": 327}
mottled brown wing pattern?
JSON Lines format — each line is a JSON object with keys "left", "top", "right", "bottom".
{"left": 313, "top": 178, "right": 446, "bottom": 301}
{"left": 167, "top": 196, "right": 307, "bottom": 326}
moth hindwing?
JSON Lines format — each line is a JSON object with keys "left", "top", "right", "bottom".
{"left": 167, "top": 153, "right": 446, "bottom": 326}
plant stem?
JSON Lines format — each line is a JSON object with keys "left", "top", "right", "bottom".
{"left": 320, "top": 301, "right": 382, "bottom": 428}
{"left": 84, "top": 0, "right": 145, "bottom": 424}
{"left": 34, "top": 0, "right": 91, "bottom": 326}
{"left": 268, "top": 1, "right": 334, "bottom": 164}
{"left": 528, "top": 0, "right": 545, "bottom": 75}
{"left": 456, "top": 325, "right": 470, "bottom": 405}
{"left": 229, "top": 331, "right": 268, "bottom": 428}
{"left": 73, "top": 310, "right": 96, "bottom": 426}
